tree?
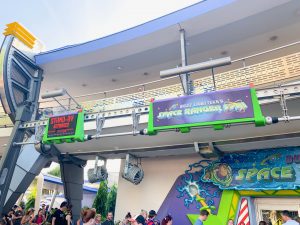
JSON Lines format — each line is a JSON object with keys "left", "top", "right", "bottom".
{"left": 48, "top": 166, "right": 61, "bottom": 177}
{"left": 106, "top": 185, "right": 117, "bottom": 215}
{"left": 25, "top": 181, "right": 37, "bottom": 211}
{"left": 93, "top": 181, "right": 108, "bottom": 216}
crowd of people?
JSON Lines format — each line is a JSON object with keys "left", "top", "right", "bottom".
{"left": 1, "top": 202, "right": 299, "bottom": 225}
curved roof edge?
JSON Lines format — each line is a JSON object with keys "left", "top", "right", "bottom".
{"left": 35, "top": 0, "right": 236, "bottom": 65}
{"left": 44, "top": 174, "right": 98, "bottom": 193}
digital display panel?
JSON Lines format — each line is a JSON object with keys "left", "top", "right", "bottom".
{"left": 47, "top": 113, "right": 78, "bottom": 138}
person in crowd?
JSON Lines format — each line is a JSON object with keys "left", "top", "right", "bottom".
{"left": 95, "top": 214, "right": 101, "bottom": 225}
{"left": 140, "top": 211, "right": 148, "bottom": 220}
{"left": 281, "top": 211, "right": 299, "bottom": 225}
{"left": 102, "top": 212, "right": 113, "bottom": 225}
{"left": 259, "top": 221, "right": 267, "bottom": 225}
{"left": 52, "top": 202, "right": 68, "bottom": 225}
{"left": 147, "top": 210, "right": 157, "bottom": 225}
{"left": 33, "top": 209, "right": 46, "bottom": 225}
{"left": 228, "top": 219, "right": 234, "bottom": 225}
{"left": 194, "top": 209, "right": 209, "bottom": 225}
{"left": 21, "top": 209, "right": 34, "bottom": 225}
{"left": 78, "top": 209, "right": 96, "bottom": 225}
{"left": 129, "top": 215, "right": 145, "bottom": 225}
{"left": 14, "top": 206, "right": 24, "bottom": 225}
{"left": 3, "top": 210, "right": 14, "bottom": 225}
{"left": 161, "top": 215, "right": 172, "bottom": 225}
{"left": 153, "top": 220, "right": 160, "bottom": 225}
{"left": 0, "top": 218, "right": 7, "bottom": 225}
{"left": 121, "top": 213, "right": 131, "bottom": 225}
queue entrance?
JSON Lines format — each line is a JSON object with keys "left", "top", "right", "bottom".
{"left": 254, "top": 198, "right": 300, "bottom": 225}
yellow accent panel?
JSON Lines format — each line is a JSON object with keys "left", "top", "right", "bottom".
{"left": 3, "top": 22, "right": 36, "bottom": 49}
{"left": 262, "top": 190, "right": 276, "bottom": 195}
{"left": 232, "top": 192, "right": 239, "bottom": 206}
{"left": 239, "top": 189, "right": 300, "bottom": 196}
{"left": 275, "top": 190, "right": 300, "bottom": 196}
{"left": 229, "top": 208, "right": 235, "bottom": 218}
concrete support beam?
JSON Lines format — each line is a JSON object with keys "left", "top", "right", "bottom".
{"left": 60, "top": 156, "right": 86, "bottom": 222}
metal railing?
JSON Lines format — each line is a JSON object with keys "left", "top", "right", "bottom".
{"left": 0, "top": 40, "right": 300, "bottom": 127}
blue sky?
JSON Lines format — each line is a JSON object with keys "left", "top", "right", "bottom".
{"left": 1, "top": 0, "right": 201, "bottom": 51}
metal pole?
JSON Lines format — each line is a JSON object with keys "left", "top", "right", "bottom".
{"left": 211, "top": 67, "right": 216, "bottom": 91}
{"left": 179, "top": 29, "right": 191, "bottom": 95}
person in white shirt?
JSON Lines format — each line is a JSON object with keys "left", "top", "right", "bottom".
{"left": 281, "top": 211, "right": 299, "bottom": 225}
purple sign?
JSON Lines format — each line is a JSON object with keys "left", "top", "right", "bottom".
{"left": 153, "top": 88, "right": 254, "bottom": 127}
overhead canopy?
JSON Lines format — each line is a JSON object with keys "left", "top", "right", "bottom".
{"left": 34, "top": 0, "right": 300, "bottom": 97}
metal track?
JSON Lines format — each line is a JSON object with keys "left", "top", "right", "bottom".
{"left": 19, "top": 83, "right": 300, "bottom": 129}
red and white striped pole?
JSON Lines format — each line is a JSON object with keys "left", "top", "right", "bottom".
{"left": 237, "top": 198, "right": 250, "bottom": 225}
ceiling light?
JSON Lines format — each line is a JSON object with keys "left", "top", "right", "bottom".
{"left": 116, "top": 66, "right": 123, "bottom": 70}
{"left": 220, "top": 51, "right": 228, "bottom": 56}
{"left": 269, "top": 35, "right": 278, "bottom": 41}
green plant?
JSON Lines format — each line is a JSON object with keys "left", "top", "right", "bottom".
{"left": 106, "top": 184, "right": 117, "bottom": 214}
{"left": 19, "top": 201, "right": 25, "bottom": 209}
{"left": 25, "top": 182, "right": 37, "bottom": 211}
{"left": 48, "top": 166, "right": 61, "bottom": 177}
{"left": 93, "top": 181, "right": 108, "bottom": 216}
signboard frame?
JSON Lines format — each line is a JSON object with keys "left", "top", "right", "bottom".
{"left": 147, "top": 88, "right": 265, "bottom": 135}
{"left": 42, "top": 110, "right": 85, "bottom": 144}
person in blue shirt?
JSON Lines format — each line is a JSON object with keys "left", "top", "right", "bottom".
{"left": 194, "top": 210, "right": 209, "bottom": 225}
{"left": 281, "top": 211, "right": 299, "bottom": 225}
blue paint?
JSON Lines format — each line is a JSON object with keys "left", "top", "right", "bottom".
{"left": 44, "top": 175, "right": 98, "bottom": 193}
{"left": 35, "top": 0, "right": 236, "bottom": 65}
{"left": 201, "top": 147, "right": 300, "bottom": 190}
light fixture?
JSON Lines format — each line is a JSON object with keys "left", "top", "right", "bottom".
{"left": 269, "top": 35, "right": 278, "bottom": 41}
{"left": 220, "top": 51, "right": 228, "bottom": 56}
{"left": 122, "top": 154, "right": 144, "bottom": 185}
{"left": 116, "top": 66, "right": 123, "bottom": 70}
{"left": 87, "top": 156, "right": 108, "bottom": 183}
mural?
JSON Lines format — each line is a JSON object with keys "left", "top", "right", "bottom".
{"left": 156, "top": 147, "right": 300, "bottom": 225}
{"left": 201, "top": 147, "right": 300, "bottom": 190}
{"left": 156, "top": 160, "right": 222, "bottom": 225}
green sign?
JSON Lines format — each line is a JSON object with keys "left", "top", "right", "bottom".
{"left": 42, "top": 110, "right": 85, "bottom": 144}
{"left": 147, "top": 88, "right": 265, "bottom": 135}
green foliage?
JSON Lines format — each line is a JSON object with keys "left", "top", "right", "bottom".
{"left": 48, "top": 166, "right": 61, "bottom": 178}
{"left": 19, "top": 201, "right": 25, "bottom": 209}
{"left": 93, "top": 181, "right": 108, "bottom": 216}
{"left": 25, "top": 182, "right": 37, "bottom": 211}
{"left": 106, "top": 184, "right": 117, "bottom": 214}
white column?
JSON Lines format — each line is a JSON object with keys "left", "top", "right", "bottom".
{"left": 49, "top": 187, "right": 58, "bottom": 209}
{"left": 34, "top": 174, "right": 44, "bottom": 214}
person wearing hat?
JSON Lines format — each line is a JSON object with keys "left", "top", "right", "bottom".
{"left": 129, "top": 215, "right": 146, "bottom": 225}
{"left": 147, "top": 210, "right": 157, "bottom": 225}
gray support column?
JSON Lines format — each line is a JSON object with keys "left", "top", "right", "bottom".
{"left": 60, "top": 156, "right": 86, "bottom": 222}
{"left": 179, "top": 29, "right": 192, "bottom": 95}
